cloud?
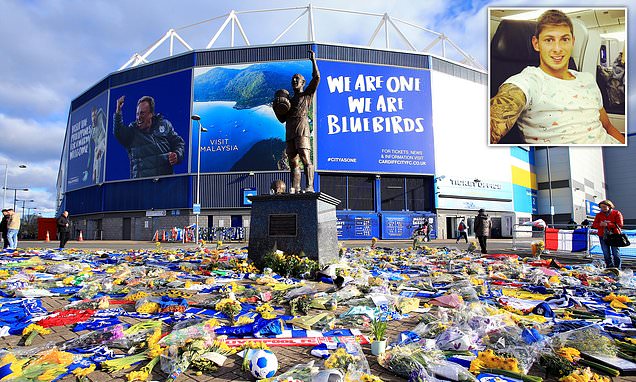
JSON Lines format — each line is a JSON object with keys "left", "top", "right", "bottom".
{"left": 0, "top": 114, "right": 66, "bottom": 163}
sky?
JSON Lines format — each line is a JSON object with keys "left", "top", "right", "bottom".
{"left": 0, "top": 0, "right": 632, "bottom": 217}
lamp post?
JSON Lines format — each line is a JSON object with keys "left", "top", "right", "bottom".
{"left": 191, "top": 115, "right": 208, "bottom": 246}
{"left": 3, "top": 187, "right": 29, "bottom": 211}
{"left": 2, "top": 164, "right": 27, "bottom": 209}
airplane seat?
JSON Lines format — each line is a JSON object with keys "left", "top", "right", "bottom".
{"left": 570, "top": 18, "right": 591, "bottom": 73}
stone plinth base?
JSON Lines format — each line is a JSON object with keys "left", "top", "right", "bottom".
{"left": 247, "top": 192, "right": 340, "bottom": 268}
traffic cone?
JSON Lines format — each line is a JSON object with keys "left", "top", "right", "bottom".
{"left": 78, "top": 230, "right": 84, "bottom": 241}
{"left": 45, "top": 231, "right": 50, "bottom": 242}
{"left": 153, "top": 230, "right": 159, "bottom": 242}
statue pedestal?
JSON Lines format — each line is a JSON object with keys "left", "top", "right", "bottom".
{"left": 248, "top": 192, "right": 341, "bottom": 268}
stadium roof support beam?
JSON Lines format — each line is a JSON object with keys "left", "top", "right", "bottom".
{"left": 272, "top": 8, "right": 309, "bottom": 44}
{"left": 206, "top": 11, "right": 251, "bottom": 49}
{"left": 119, "top": 4, "right": 485, "bottom": 72}
{"left": 119, "top": 29, "right": 192, "bottom": 71}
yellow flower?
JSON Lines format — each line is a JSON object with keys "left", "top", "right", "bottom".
{"left": 610, "top": 299, "right": 629, "bottom": 311}
{"left": 360, "top": 374, "right": 384, "bottom": 382}
{"left": 62, "top": 276, "right": 75, "bottom": 285}
{"left": 136, "top": 302, "right": 160, "bottom": 314}
{"left": 127, "top": 369, "right": 149, "bottom": 382}
{"left": 22, "top": 324, "right": 51, "bottom": 336}
{"left": 37, "top": 365, "right": 68, "bottom": 381}
{"left": 236, "top": 316, "right": 255, "bottom": 325}
{"left": 0, "top": 353, "right": 27, "bottom": 378}
{"left": 148, "top": 344, "right": 164, "bottom": 358}
{"left": 469, "top": 358, "right": 486, "bottom": 373}
{"left": 557, "top": 347, "right": 581, "bottom": 362}
{"left": 32, "top": 349, "right": 74, "bottom": 367}
{"left": 72, "top": 364, "right": 96, "bottom": 377}
{"left": 146, "top": 328, "right": 162, "bottom": 349}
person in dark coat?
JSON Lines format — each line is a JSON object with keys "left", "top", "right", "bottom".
{"left": 56, "top": 211, "right": 71, "bottom": 249}
{"left": 0, "top": 209, "right": 9, "bottom": 249}
{"left": 474, "top": 209, "right": 492, "bottom": 254}
{"left": 114, "top": 95, "right": 185, "bottom": 179}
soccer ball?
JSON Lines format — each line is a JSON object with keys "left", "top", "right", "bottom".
{"left": 273, "top": 89, "right": 291, "bottom": 115}
{"left": 249, "top": 349, "right": 278, "bottom": 379}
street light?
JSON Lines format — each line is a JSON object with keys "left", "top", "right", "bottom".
{"left": 2, "top": 164, "right": 26, "bottom": 209}
{"left": 191, "top": 115, "right": 208, "bottom": 246}
{"left": 3, "top": 187, "right": 29, "bottom": 211}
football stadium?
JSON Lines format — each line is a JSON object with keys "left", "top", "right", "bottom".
{"left": 57, "top": 6, "right": 624, "bottom": 242}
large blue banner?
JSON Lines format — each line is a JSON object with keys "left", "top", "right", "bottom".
{"left": 316, "top": 60, "right": 434, "bottom": 174}
{"left": 337, "top": 212, "right": 380, "bottom": 240}
{"left": 192, "top": 61, "right": 312, "bottom": 172}
{"left": 380, "top": 212, "right": 435, "bottom": 240}
{"left": 107, "top": 70, "right": 192, "bottom": 181}
{"left": 66, "top": 91, "right": 108, "bottom": 191}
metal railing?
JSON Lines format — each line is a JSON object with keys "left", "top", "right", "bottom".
{"left": 513, "top": 223, "right": 636, "bottom": 260}
{"left": 511, "top": 223, "right": 546, "bottom": 251}
{"left": 587, "top": 224, "right": 636, "bottom": 259}
{"left": 153, "top": 226, "right": 247, "bottom": 243}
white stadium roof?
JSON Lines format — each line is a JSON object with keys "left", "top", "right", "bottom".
{"left": 119, "top": 4, "right": 484, "bottom": 71}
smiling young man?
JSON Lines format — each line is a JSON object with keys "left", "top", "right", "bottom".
{"left": 490, "top": 9, "right": 625, "bottom": 145}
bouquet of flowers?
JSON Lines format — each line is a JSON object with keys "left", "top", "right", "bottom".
{"left": 21, "top": 324, "right": 51, "bottom": 346}
{"left": 189, "top": 339, "right": 235, "bottom": 372}
{"left": 323, "top": 341, "right": 370, "bottom": 377}
{"left": 158, "top": 319, "right": 219, "bottom": 347}
{"left": 377, "top": 344, "right": 436, "bottom": 379}
{"left": 531, "top": 241, "right": 545, "bottom": 257}
{"left": 59, "top": 324, "right": 125, "bottom": 351}
{"left": 290, "top": 295, "right": 311, "bottom": 316}
{"left": 324, "top": 348, "right": 356, "bottom": 372}
{"left": 215, "top": 298, "right": 243, "bottom": 326}
{"left": 560, "top": 368, "right": 611, "bottom": 382}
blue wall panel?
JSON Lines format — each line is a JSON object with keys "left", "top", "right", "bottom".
{"left": 103, "top": 176, "right": 190, "bottom": 212}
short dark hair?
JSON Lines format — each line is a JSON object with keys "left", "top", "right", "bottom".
{"left": 138, "top": 96, "right": 155, "bottom": 114}
{"left": 535, "top": 9, "right": 573, "bottom": 37}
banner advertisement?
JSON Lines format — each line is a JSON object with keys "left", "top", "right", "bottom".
{"left": 337, "top": 212, "right": 379, "bottom": 240}
{"left": 380, "top": 213, "right": 434, "bottom": 240}
{"left": 316, "top": 60, "right": 434, "bottom": 174}
{"left": 106, "top": 70, "right": 192, "bottom": 181}
{"left": 192, "top": 61, "right": 313, "bottom": 172}
{"left": 66, "top": 91, "right": 109, "bottom": 191}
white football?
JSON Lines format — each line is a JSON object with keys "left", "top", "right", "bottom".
{"left": 249, "top": 349, "right": 278, "bottom": 379}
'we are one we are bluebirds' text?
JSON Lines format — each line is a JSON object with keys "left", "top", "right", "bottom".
{"left": 325, "top": 74, "right": 426, "bottom": 135}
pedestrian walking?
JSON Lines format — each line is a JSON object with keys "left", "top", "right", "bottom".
{"left": 592, "top": 199, "right": 624, "bottom": 269}
{"left": 474, "top": 209, "right": 491, "bottom": 254}
{"left": 6, "top": 209, "right": 20, "bottom": 249}
{"left": 57, "top": 211, "right": 71, "bottom": 249}
{"left": 456, "top": 219, "right": 468, "bottom": 243}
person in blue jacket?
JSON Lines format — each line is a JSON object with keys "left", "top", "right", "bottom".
{"left": 114, "top": 95, "right": 185, "bottom": 179}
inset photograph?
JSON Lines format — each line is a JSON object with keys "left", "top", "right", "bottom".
{"left": 489, "top": 8, "right": 626, "bottom": 145}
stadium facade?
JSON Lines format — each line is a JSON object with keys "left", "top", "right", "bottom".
{"left": 57, "top": 41, "right": 541, "bottom": 241}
